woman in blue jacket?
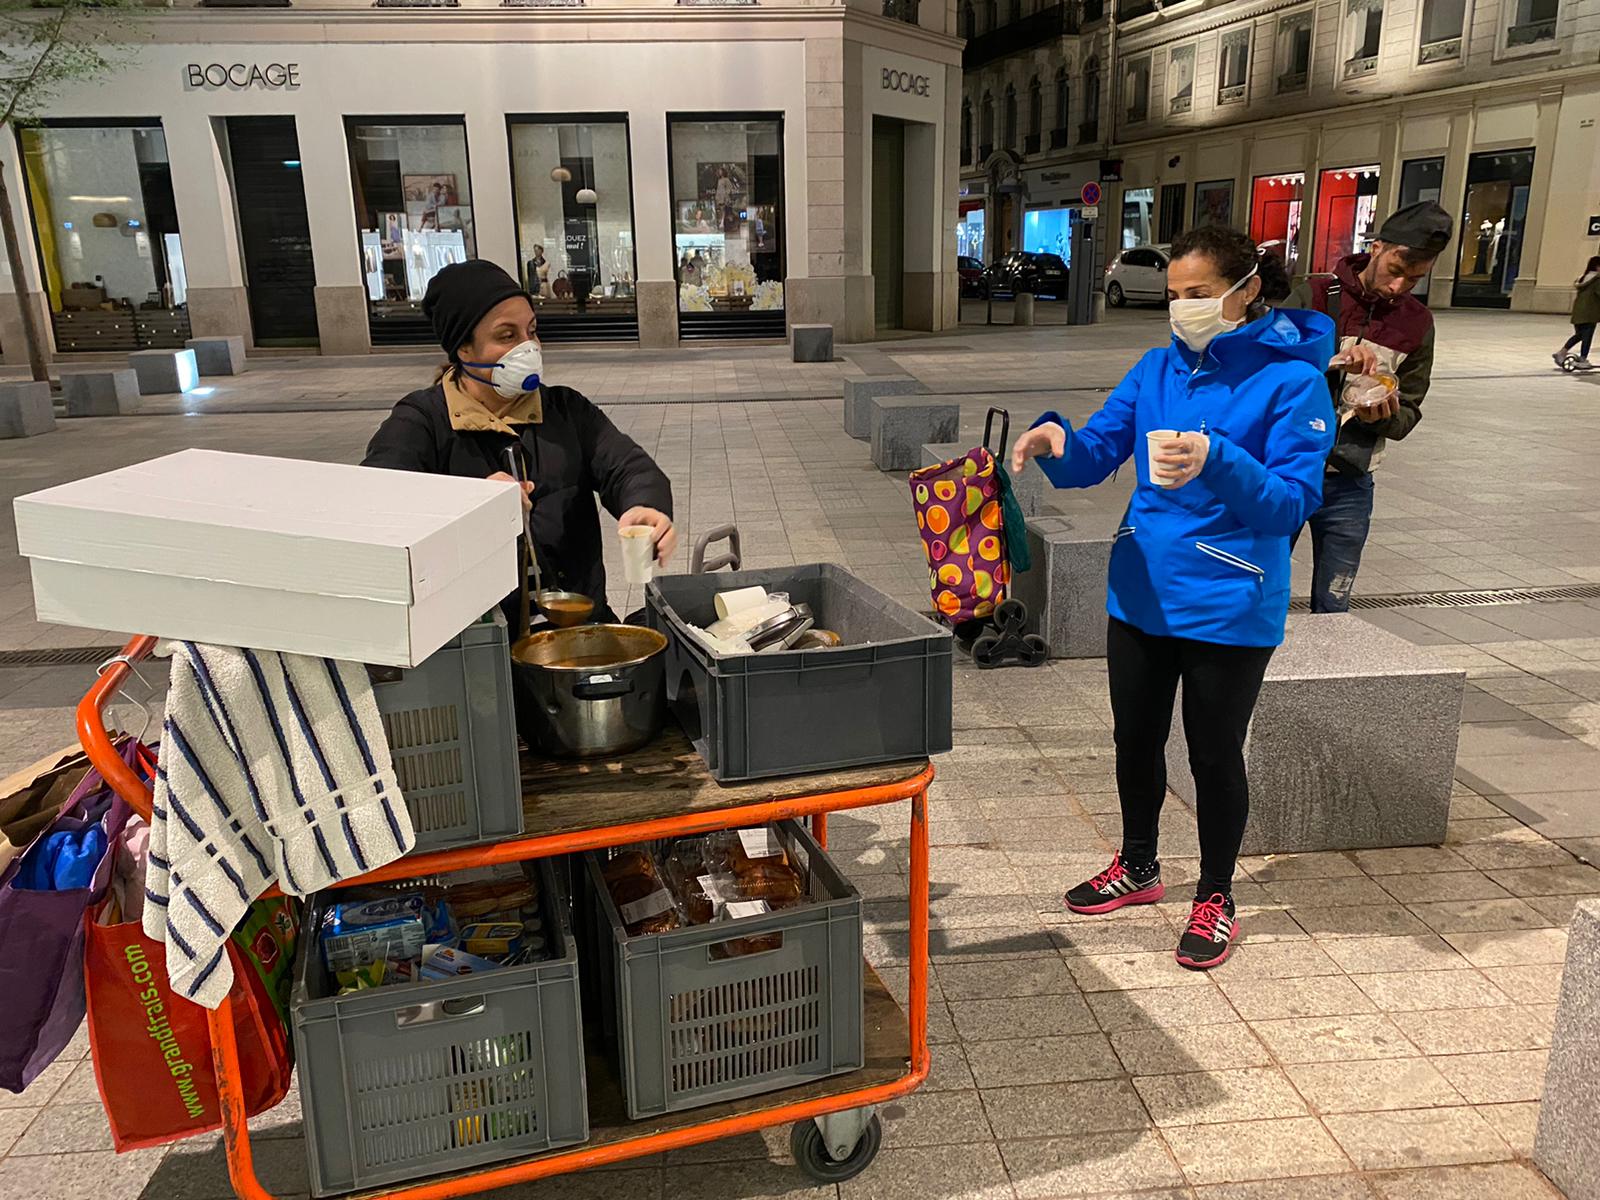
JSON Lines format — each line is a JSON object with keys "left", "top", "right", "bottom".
{"left": 1012, "top": 225, "right": 1336, "bottom": 969}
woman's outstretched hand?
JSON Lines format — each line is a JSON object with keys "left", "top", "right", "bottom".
{"left": 1011, "top": 422, "right": 1067, "bottom": 475}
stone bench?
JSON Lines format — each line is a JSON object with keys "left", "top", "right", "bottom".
{"left": 1167, "top": 613, "right": 1465, "bottom": 855}
{"left": 922, "top": 442, "right": 1048, "bottom": 518}
{"left": 60, "top": 369, "right": 138, "bottom": 416}
{"left": 1535, "top": 898, "right": 1600, "bottom": 1200}
{"left": 789, "top": 323, "right": 834, "bottom": 363}
{"left": 871, "top": 397, "right": 958, "bottom": 471}
{"left": 1009, "top": 513, "right": 1117, "bottom": 658}
{"left": 128, "top": 348, "right": 199, "bottom": 396}
{"left": 0, "top": 381, "right": 54, "bottom": 438}
{"left": 186, "top": 335, "right": 246, "bottom": 376}
{"left": 844, "top": 377, "right": 919, "bottom": 439}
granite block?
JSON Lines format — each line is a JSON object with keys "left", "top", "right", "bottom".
{"left": 1168, "top": 614, "right": 1465, "bottom": 855}
{"left": 923, "top": 442, "right": 1047, "bottom": 517}
{"left": 0, "top": 381, "right": 54, "bottom": 438}
{"left": 1534, "top": 898, "right": 1600, "bottom": 1200}
{"left": 790, "top": 323, "right": 833, "bottom": 363}
{"left": 1010, "top": 514, "right": 1117, "bottom": 659}
{"left": 59, "top": 369, "right": 137, "bottom": 416}
{"left": 844, "top": 376, "right": 919, "bottom": 438}
{"left": 127, "top": 349, "right": 198, "bottom": 395}
{"left": 872, "top": 397, "right": 958, "bottom": 471}
{"left": 184, "top": 335, "right": 246, "bottom": 376}
{"left": 1014, "top": 293, "right": 1036, "bottom": 326}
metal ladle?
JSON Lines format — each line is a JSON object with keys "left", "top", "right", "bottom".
{"left": 502, "top": 446, "right": 595, "bottom": 633}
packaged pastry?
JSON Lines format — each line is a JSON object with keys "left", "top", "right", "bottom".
{"left": 603, "top": 847, "right": 682, "bottom": 936}
{"left": 459, "top": 922, "right": 525, "bottom": 957}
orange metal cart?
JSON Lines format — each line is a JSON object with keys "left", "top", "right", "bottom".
{"left": 78, "top": 633, "right": 933, "bottom": 1199}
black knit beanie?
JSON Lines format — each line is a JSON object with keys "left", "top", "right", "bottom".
{"left": 422, "top": 260, "right": 531, "bottom": 360}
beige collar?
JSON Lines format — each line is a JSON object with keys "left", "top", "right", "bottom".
{"left": 444, "top": 375, "right": 543, "bottom": 435}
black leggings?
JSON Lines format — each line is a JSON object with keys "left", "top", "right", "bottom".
{"left": 1563, "top": 323, "right": 1595, "bottom": 358}
{"left": 1107, "top": 616, "right": 1275, "bottom": 898}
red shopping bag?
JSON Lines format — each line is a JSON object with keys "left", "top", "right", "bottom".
{"left": 84, "top": 897, "right": 298, "bottom": 1152}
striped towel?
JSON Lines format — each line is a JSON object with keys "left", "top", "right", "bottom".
{"left": 143, "top": 643, "right": 413, "bottom": 1008}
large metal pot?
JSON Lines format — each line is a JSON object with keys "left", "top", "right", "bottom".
{"left": 510, "top": 624, "right": 667, "bottom": 758}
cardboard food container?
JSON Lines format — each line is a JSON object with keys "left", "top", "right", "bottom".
{"left": 14, "top": 449, "right": 520, "bottom": 667}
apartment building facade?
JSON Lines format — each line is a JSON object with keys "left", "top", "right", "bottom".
{"left": 962, "top": 0, "right": 1600, "bottom": 311}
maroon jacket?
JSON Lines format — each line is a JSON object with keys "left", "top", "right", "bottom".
{"left": 1285, "top": 254, "right": 1436, "bottom": 476}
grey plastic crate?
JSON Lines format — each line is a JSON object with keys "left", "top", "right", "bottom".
{"left": 371, "top": 611, "right": 524, "bottom": 853}
{"left": 581, "top": 820, "right": 864, "bottom": 1119}
{"left": 644, "top": 563, "right": 952, "bottom": 782}
{"left": 290, "top": 859, "right": 587, "bottom": 1197}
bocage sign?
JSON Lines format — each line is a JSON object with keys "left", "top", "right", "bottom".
{"left": 184, "top": 62, "right": 302, "bottom": 90}
{"left": 881, "top": 68, "right": 932, "bottom": 97}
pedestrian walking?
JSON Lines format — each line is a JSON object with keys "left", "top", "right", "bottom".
{"left": 1554, "top": 255, "right": 1599, "bottom": 370}
{"left": 1010, "top": 225, "right": 1335, "bottom": 969}
{"left": 1282, "top": 201, "right": 1454, "bottom": 612}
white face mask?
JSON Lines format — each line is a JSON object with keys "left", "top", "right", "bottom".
{"left": 1169, "top": 267, "right": 1258, "bottom": 353}
{"left": 462, "top": 339, "right": 543, "bottom": 399}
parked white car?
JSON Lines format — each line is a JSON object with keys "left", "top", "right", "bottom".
{"left": 1104, "top": 244, "right": 1171, "bottom": 306}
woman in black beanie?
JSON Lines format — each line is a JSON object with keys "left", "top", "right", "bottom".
{"left": 362, "top": 259, "right": 675, "bottom": 622}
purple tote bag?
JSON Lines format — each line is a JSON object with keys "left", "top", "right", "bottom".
{"left": 0, "top": 740, "right": 140, "bottom": 1094}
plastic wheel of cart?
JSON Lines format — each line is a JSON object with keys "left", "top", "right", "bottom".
{"left": 995, "top": 598, "right": 1026, "bottom": 634}
{"left": 789, "top": 1113, "right": 882, "bottom": 1182}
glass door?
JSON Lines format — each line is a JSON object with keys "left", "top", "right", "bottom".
{"left": 1452, "top": 149, "right": 1534, "bottom": 309}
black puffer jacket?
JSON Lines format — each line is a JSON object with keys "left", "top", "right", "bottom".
{"left": 362, "top": 383, "right": 672, "bottom": 622}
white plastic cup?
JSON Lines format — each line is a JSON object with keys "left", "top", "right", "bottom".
{"left": 1146, "top": 429, "right": 1180, "bottom": 488}
{"left": 714, "top": 585, "right": 769, "bottom": 621}
{"left": 620, "top": 526, "right": 656, "bottom": 585}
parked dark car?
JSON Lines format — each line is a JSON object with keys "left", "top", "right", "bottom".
{"left": 983, "top": 251, "right": 1069, "bottom": 299}
{"left": 958, "top": 255, "right": 987, "bottom": 298}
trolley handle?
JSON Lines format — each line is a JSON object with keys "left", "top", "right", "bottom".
{"left": 691, "top": 525, "right": 743, "bottom": 574}
{"left": 76, "top": 634, "right": 159, "bottom": 822}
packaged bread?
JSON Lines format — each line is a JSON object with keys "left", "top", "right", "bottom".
{"left": 603, "top": 847, "right": 681, "bottom": 936}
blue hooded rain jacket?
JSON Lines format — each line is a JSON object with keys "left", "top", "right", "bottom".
{"left": 1032, "top": 307, "right": 1337, "bottom": 647}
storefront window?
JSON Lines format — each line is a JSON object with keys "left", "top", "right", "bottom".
{"left": 1121, "top": 186, "right": 1154, "bottom": 249}
{"left": 1193, "top": 179, "right": 1234, "bottom": 228}
{"left": 508, "top": 117, "right": 636, "bottom": 340}
{"left": 1249, "top": 172, "right": 1305, "bottom": 275}
{"left": 1453, "top": 149, "right": 1534, "bottom": 308}
{"left": 19, "top": 122, "right": 190, "bottom": 351}
{"left": 1023, "top": 206, "right": 1073, "bottom": 267}
{"left": 347, "top": 118, "right": 475, "bottom": 343}
{"left": 1399, "top": 156, "right": 1444, "bottom": 300}
{"left": 668, "top": 116, "right": 784, "bottom": 330}
{"left": 958, "top": 201, "right": 986, "bottom": 260}
{"left": 1311, "top": 164, "right": 1380, "bottom": 273}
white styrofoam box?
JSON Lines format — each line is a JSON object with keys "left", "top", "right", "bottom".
{"left": 14, "top": 449, "right": 522, "bottom": 667}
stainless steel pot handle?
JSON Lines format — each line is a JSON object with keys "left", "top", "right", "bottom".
{"left": 573, "top": 675, "right": 635, "bottom": 701}
{"left": 691, "top": 525, "right": 742, "bottom": 574}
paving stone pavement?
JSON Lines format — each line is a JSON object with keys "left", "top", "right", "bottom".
{"left": 1, "top": 308, "right": 1596, "bottom": 1199}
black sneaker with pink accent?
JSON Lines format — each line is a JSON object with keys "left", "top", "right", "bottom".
{"left": 1065, "top": 854, "right": 1165, "bottom": 915}
{"left": 1175, "top": 893, "right": 1239, "bottom": 969}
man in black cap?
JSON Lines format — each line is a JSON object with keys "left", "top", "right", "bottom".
{"left": 362, "top": 259, "right": 674, "bottom": 623}
{"left": 1285, "top": 200, "right": 1454, "bottom": 613}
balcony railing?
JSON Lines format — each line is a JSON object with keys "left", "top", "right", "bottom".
{"left": 1507, "top": 16, "right": 1556, "bottom": 44}
{"left": 1418, "top": 35, "right": 1462, "bottom": 62}
{"left": 963, "top": 1, "right": 1079, "bottom": 70}
{"left": 1049, "top": 126, "right": 1070, "bottom": 149}
{"left": 1078, "top": 118, "right": 1098, "bottom": 143}
{"left": 1277, "top": 68, "right": 1308, "bottom": 93}
{"left": 1169, "top": 93, "right": 1192, "bottom": 114}
{"left": 1024, "top": 132, "right": 1042, "bottom": 153}
{"left": 1217, "top": 82, "right": 1246, "bottom": 103}
{"left": 1343, "top": 54, "right": 1378, "bottom": 78}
